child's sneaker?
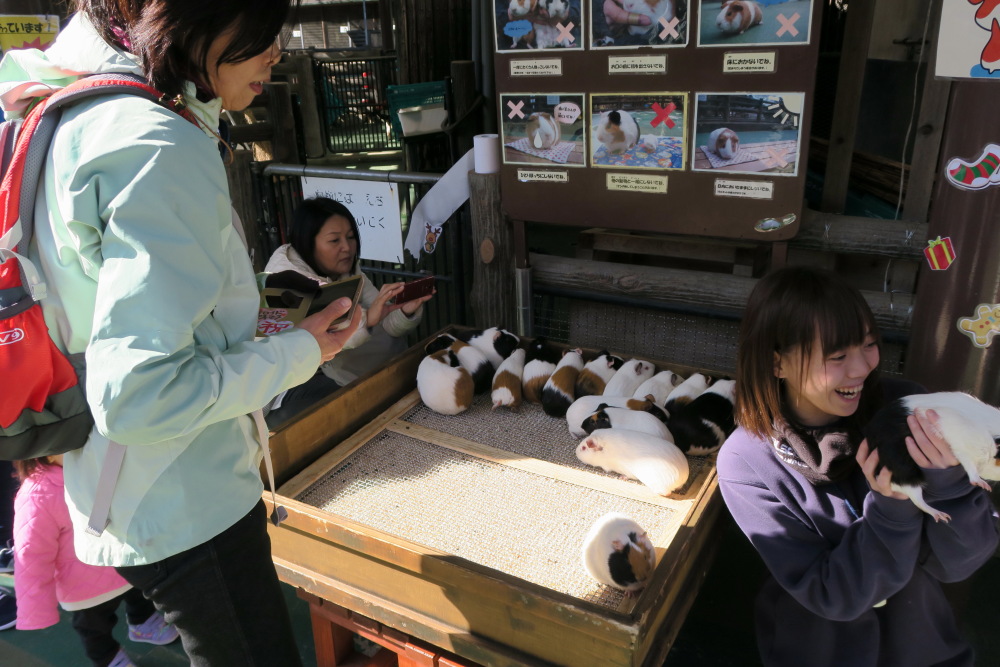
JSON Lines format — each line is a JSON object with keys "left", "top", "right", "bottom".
{"left": 108, "top": 648, "right": 137, "bottom": 667}
{"left": 127, "top": 612, "right": 179, "bottom": 645}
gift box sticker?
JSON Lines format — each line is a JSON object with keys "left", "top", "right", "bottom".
{"left": 924, "top": 236, "right": 956, "bottom": 271}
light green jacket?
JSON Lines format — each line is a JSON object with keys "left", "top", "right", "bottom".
{"left": 0, "top": 15, "right": 319, "bottom": 566}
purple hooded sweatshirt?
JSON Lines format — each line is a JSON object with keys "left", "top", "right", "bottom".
{"left": 717, "top": 379, "right": 999, "bottom": 667}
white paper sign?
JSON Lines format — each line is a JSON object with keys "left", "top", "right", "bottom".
{"left": 300, "top": 177, "right": 404, "bottom": 264}
{"left": 714, "top": 179, "right": 774, "bottom": 199}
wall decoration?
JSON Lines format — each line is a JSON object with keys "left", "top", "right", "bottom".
{"left": 692, "top": 92, "right": 803, "bottom": 177}
{"left": 936, "top": 0, "right": 1000, "bottom": 79}
{"left": 958, "top": 303, "right": 1000, "bottom": 348}
{"left": 924, "top": 236, "right": 957, "bottom": 271}
{"left": 945, "top": 143, "right": 1000, "bottom": 190}
{"left": 589, "top": 0, "right": 688, "bottom": 49}
{"left": 0, "top": 15, "right": 59, "bottom": 52}
{"left": 754, "top": 212, "right": 795, "bottom": 232}
{"left": 501, "top": 93, "right": 587, "bottom": 167}
{"left": 590, "top": 93, "right": 687, "bottom": 170}
{"left": 697, "top": 0, "right": 812, "bottom": 48}
{"left": 495, "top": 0, "right": 584, "bottom": 52}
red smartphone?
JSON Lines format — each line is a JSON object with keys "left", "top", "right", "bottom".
{"left": 394, "top": 275, "right": 435, "bottom": 305}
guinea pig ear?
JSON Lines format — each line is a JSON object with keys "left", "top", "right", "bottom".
{"left": 611, "top": 539, "right": 625, "bottom": 551}
{"left": 597, "top": 403, "right": 609, "bottom": 411}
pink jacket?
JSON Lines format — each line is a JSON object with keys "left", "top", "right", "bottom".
{"left": 13, "top": 465, "right": 130, "bottom": 629}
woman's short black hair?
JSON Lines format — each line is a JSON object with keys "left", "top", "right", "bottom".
{"left": 290, "top": 197, "right": 361, "bottom": 277}
{"left": 77, "top": 0, "right": 292, "bottom": 98}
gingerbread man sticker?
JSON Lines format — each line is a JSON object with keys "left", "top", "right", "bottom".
{"left": 958, "top": 303, "right": 1000, "bottom": 348}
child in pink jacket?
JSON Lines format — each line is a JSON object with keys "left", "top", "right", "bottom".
{"left": 13, "top": 455, "right": 179, "bottom": 667}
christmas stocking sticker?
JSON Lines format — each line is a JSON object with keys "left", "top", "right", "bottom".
{"left": 946, "top": 143, "right": 1000, "bottom": 190}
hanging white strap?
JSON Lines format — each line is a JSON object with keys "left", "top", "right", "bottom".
{"left": 0, "top": 219, "right": 47, "bottom": 300}
{"left": 85, "top": 440, "right": 127, "bottom": 537}
{"left": 251, "top": 409, "right": 288, "bottom": 526}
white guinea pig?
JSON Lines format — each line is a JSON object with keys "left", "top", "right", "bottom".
{"left": 633, "top": 370, "right": 681, "bottom": 408}
{"left": 525, "top": 111, "right": 560, "bottom": 150}
{"left": 708, "top": 127, "right": 740, "bottom": 160}
{"left": 603, "top": 359, "right": 656, "bottom": 398}
{"left": 417, "top": 349, "right": 474, "bottom": 415}
{"left": 716, "top": 0, "right": 764, "bottom": 35}
{"left": 596, "top": 110, "right": 639, "bottom": 155}
{"left": 581, "top": 405, "right": 674, "bottom": 441}
{"left": 576, "top": 429, "right": 689, "bottom": 496}
{"left": 638, "top": 133, "right": 659, "bottom": 153}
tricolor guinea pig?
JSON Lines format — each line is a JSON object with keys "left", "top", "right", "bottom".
{"left": 575, "top": 351, "right": 625, "bottom": 398}
{"left": 522, "top": 337, "right": 562, "bottom": 404}
{"left": 576, "top": 428, "right": 689, "bottom": 496}
{"left": 492, "top": 347, "right": 526, "bottom": 410}
{"left": 582, "top": 512, "right": 656, "bottom": 593}
{"left": 542, "top": 348, "right": 585, "bottom": 417}
{"left": 664, "top": 372, "right": 712, "bottom": 415}
{"left": 525, "top": 112, "right": 561, "bottom": 150}
{"left": 633, "top": 370, "right": 682, "bottom": 408}
{"left": 708, "top": 127, "right": 740, "bottom": 160}
{"left": 716, "top": 0, "right": 764, "bottom": 35}
{"left": 508, "top": 0, "right": 537, "bottom": 19}
{"left": 417, "top": 349, "right": 474, "bottom": 415}
{"left": 667, "top": 379, "right": 736, "bottom": 455}
{"left": 621, "top": 0, "right": 676, "bottom": 37}
{"left": 582, "top": 405, "right": 673, "bottom": 441}
{"left": 567, "top": 394, "right": 669, "bottom": 437}
{"left": 448, "top": 339, "right": 493, "bottom": 394}
{"left": 863, "top": 391, "right": 1000, "bottom": 523}
{"left": 603, "top": 359, "right": 656, "bottom": 397}
{"left": 424, "top": 333, "right": 457, "bottom": 355}
{"left": 458, "top": 326, "right": 520, "bottom": 370}
{"left": 596, "top": 110, "right": 639, "bottom": 155}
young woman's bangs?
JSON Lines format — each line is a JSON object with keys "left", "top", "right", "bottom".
{"left": 814, "top": 292, "right": 878, "bottom": 355}
{"left": 217, "top": 1, "right": 292, "bottom": 64}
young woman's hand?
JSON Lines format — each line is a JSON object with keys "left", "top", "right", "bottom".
{"left": 857, "top": 440, "right": 909, "bottom": 500}
{"left": 297, "top": 297, "right": 363, "bottom": 362}
{"left": 905, "top": 409, "right": 960, "bottom": 470}
{"left": 365, "top": 282, "right": 405, "bottom": 328}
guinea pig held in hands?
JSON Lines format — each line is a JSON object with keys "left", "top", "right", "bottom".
{"left": 708, "top": 128, "right": 740, "bottom": 160}
{"left": 716, "top": 0, "right": 764, "bottom": 35}
{"left": 596, "top": 110, "right": 639, "bottom": 155}
{"left": 582, "top": 512, "right": 656, "bottom": 593}
{"left": 525, "top": 112, "right": 561, "bottom": 150}
{"left": 417, "top": 349, "right": 474, "bottom": 415}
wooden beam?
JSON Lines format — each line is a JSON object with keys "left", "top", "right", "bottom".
{"left": 794, "top": 209, "right": 928, "bottom": 260}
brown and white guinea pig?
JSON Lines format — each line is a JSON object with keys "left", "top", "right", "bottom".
{"left": 621, "top": 0, "right": 676, "bottom": 37}
{"left": 576, "top": 428, "right": 689, "bottom": 496}
{"left": 448, "top": 339, "right": 493, "bottom": 394}
{"left": 667, "top": 379, "right": 736, "bottom": 456}
{"left": 576, "top": 351, "right": 626, "bottom": 398}
{"left": 863, "top": 392, "right": 1000, "bottom": 523}
{"left": 522, "top": 337, "right": 562, "bottom": 404}
{"left": 664, "top": 372, "right": 712, "bottom": 415}
{"left": 508, "top": 0, "right": 537, "bottom": 20}
{"left": 633, "top": 370, "right": 682, "bottom": 408}
{"left": 582, "top": 512, "right": 656, "bottom": 593}
{"left": 567, "top": 394, "right": 669, "bottom": 437}
{"left": 581, "top": 405, "right": 674, "bottom": 441}
{"left": 457, "top": 326, "right": 520, "bottom": 370}
{"left": 417, "top": 349, "right": 474, "bottom": 415}
{"left": 541, "top": 348, "right": 585, "bottom": 417}
{"left": 708, "top": 127, "right": 740, "bottom": 160}
{"left": 532, "top": 0, "right": 572, "bottom": 48}
{"left": 716, "top": 0, "right": 764, "bottom": 35}
{"left": 492, "top": 347, "right": 526, "bottom": 410}
{"left": 603, "top": 359, "right": 656, "bottom": 397}
{"left": 596, "top": 110, "right": 639, "bottom": 155}
{"left": 424, "top": 333, "right": 457, "bottom": 355}
{"left": 525, "top": 112, "right": 561, "bottom": 150}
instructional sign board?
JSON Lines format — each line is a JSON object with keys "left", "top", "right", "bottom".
{"left": 300, "top": 177, "right": 404, "bottom": 264}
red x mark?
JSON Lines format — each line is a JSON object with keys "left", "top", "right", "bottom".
{"left": 651, "top": 102, "right": 677, "bottom": 128}
{"left": 507, "top": 100, "right": 525, "bottom": 119}
{"left": 658, "top": 16, "right": 680, "bottom": 40}
{"left": 556, "top": 22, "right": 575, "bottom": 44}
{"left": 763, "top": 148, "right": 788, "bottom": 168}
{"left": 776, "top": 13, "right": 800, "bottom": 38}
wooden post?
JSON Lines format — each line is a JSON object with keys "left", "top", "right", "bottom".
{"left": 289, "top": 53, "right": 326, "bottom": 160}
{"left": 450, "top": 60, "right": 478, "bottom": 157}
{"left": 468, "top": 172, "right": 516, "bottom": 330}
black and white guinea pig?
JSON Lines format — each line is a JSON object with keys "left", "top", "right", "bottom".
{"left": 603, "top": 359, "right": 656, "bottom": 397}
{"left": 633, "top": 370, "right": 682, "bottom": 408}
{"left": 596, "top": 110, "right": 639, "bottom": 155}
{"left": 664, "top": 373, "right": 711, "bottom": 415}
{"left": 582, "top": 405, "right": 673, "bottom": 441}
{"left": 525, "top": 112, "right": 560, "bottom": 150}
{"left": 424, "top": 333, "right": 457, "bottom": 355}
{"left": 522, "top": 337, "right": 562, "bottom": 404}
{"left": 582, "top": 512, "right": 656, "bottom": 593}
{"left": 667, "top": 379, "right": 736, "bottom": 455}
{"left": 575, "top": 351, "right": 625, "bottom": 398}
{"left": 458, "top": 326, "right": 520, "bottom": 370}
{"left": 576, "top": 428, "right": 689, "bottom": 496}
{"left": 567, "top": 394, "right": 669, "bottom": 437}
{"left": 448, "top": 339, "right": 493, "bottom": 394}
{"left": 716, "top": 0, "right": 763, "bottom": 35}
{"left": 863, "top": 391, "right": 1000, "bottom": 523}
{"left": 542, "top": 348, "right": 584, "bottom": 417}
{"left": 492, "top": 347, "right": 526, "bottom": 410}
{"left": 708, "top": 128, "right": 740, "bottom": 160}
{"left": 417, "top": 349, "right": 473, "bottom": 415}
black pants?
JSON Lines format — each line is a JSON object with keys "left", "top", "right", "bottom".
{"left": 265, "top": 370, "right": 340, "bottom": 428}
{"left": 71, "top": 587, "right": 155, "bottom": 666}
{"left": 115, "top": 500, "right": 302, "bottom": 667}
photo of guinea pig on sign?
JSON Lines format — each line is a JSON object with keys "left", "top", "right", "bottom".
{"left": 589, "top": 0, "right": 688, "bottom": 49}
{"left": 501, "top": 93, "right": 587, "bottom": 166}
{"left": 590, "top": 93, "right": 687, "bottom": 170}
{"left": 494, "top": 0, "right": 584, "bottom": 52}
{"left": 691, "top": 92, "right": 804, "bottom": 177}
{"left": 697, "top": 0, "right": 812, "bottom": 47}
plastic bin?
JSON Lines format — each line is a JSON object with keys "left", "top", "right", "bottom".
{"left": 386, "top": 81, "right": 448, "bottom": 138}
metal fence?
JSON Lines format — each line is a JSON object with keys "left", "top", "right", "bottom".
{"left": 255, "top": 163, "right": 473, "bottom": 342}
{"left": 313, "top": 55, "right": 401, "bottom": 153}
